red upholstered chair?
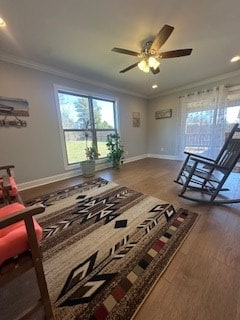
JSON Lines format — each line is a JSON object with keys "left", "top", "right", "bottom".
{"left": 0, "top": 165, "right": 23, "bottom": 204}
{"left": 0, "top": 202, "right": 42, "bottom": 264}
{"left": 0, "top": 202, "right": 53, "bottom": 319}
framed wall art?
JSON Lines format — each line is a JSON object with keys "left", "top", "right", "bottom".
{"left": 155, "top": 109, "right": 172, "bottom": 119}
{"left": 132, "top": 112, "right": 141, "bottom": 127}
{"left": 0, "top": 96, "right": 29, "bottom": 128}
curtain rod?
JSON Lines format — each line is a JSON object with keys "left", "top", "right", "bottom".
{"left": 178, "top": 85, "right": 236, "bottom": 99}
{"left": 179, "top": 89, "right": 214, "bottom": 99}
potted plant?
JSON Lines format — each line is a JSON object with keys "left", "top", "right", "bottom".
{"left": 106, "top": 133, "right": 124, "bottom": 169}
{"left": 81, "top": 144, "right": 100, "bottom": 177}
{"left": 85, "top": 145, "right": 100, "bottom": 160}
{"left": 80, "top": 119, "right": 100, "bottom": 177}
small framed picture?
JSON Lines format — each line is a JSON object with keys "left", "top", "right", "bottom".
{"left": 132, "top": 112, "right": 140, "bottom": 127}
{"left": 155, "top": 109, "right": 172, "bottom": 119}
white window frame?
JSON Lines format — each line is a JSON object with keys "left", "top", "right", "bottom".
{"left": 54, "top": 84, "right": 120, "bottom": 170}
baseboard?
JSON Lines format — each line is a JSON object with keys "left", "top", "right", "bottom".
{"left": 18, "top": 156, "right": 145, "bottom": 191}
{"left": 123, "top": 154, "right": 148, "bottom": 163}
{"left": 18, "top": 170, "right": 82, "bottom": 191}
{"left": 18, "top": 153, "right": 177, "bottom": 191}
{"left": 148, "top": 153, "right": 179, "bottom": 160}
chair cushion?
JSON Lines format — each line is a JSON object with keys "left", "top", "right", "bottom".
{"left": 0, "top": 176, "right": 18, "bottom": 198}
{"left": 0, "top": 203, "right": 43, "bottom": 265}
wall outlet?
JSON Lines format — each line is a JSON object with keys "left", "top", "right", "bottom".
{"left": 125, "top": 150, "right": 129, "bottom": 155}
{"left": 160, "top": 147, "right": 164, "bottom": 152}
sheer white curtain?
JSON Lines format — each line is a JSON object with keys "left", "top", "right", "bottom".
{"left": 177, "top": 85, "right": 238, "bottom": 160}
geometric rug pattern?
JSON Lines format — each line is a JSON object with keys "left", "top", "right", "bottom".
{"left": 31, "top": 177, "right": 198, "bottom": 319}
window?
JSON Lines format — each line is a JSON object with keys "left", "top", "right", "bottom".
{"left": 56, "top": 89, "right": 117, "bottom": 166}
{"left": 178, "top": 86, "right": 240, "bottom": 159}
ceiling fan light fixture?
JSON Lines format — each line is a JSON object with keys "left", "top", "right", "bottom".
{"left": 148, "top": 57, "right": 160, "bottom": 70}
{"left": 231, "top": 55, "right": 240, "bottom": 62}
{"left": 0, "top": 17, "right": 6, "bottom": 27}
{"left": 138, "top": 59, "right": 150, "bottom": 73}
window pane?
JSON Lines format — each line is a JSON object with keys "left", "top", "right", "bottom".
{"left": 58, "top": 92, "right": 90, "bottom": 129}
{"left": 226, "top": 105, "right": 240, "bottom": 124}
{"left": 92, "top": 99, "right": 115, "bottom": 129}
{"left": 64, "top": 131, "right": 92, "bottom": 164}
{"left": 185, "top": 110, "right": 214, "bottom": 155}
{"left": 97, "top": 130, "right": 116, "bottom": 158}
{"left": 57, "top": 89, "right": 117, "bottom": 167}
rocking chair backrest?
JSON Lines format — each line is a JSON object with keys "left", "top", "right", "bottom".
{"left": 215, "top": 123, "right": 239, "bottom": 161}
{"left": 216, "top": 124, "right": 240, "bottom": 172}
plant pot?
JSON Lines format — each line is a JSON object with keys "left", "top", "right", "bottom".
{"left": 80, "top": 160, "right": 95, "bottom": 177}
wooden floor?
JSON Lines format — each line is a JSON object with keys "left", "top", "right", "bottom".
{"left": 21, "top": 158, "right": 240, "bottom": 320}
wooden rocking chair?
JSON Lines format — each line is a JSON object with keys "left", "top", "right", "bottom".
{"left": 174, "top": 123, "right": 240, "bottom": 204}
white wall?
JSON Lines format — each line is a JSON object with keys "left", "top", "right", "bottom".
{"left": 2, "top": 59, "right": 239, "bottom": 186}
{"left": 0, "top": 61, "right": 148, "bottom": 184}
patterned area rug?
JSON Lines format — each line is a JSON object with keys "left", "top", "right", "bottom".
{"left": 30, "top": 178, "right": 198, "bottom": 320}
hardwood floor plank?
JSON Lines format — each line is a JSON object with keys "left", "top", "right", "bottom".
{"left": 161, "top": 251, "right": 187, "bottom": 283}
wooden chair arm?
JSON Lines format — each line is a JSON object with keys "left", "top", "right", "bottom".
{"left": 184, "top": 152, "right": 216, "bottom": 162}
{"left": 0, "top": 203, "right": 53, "bottom": 318}
{"left": 190, "top": 157, "right": 226, "bottom": 170}
{"left": 0, "top": 165, "right": 15, "bottom": 171}
{"left": 0, "top": 165, "right": 15, "bottom": 177}
{"left": 0, "top": 204, "right": 45, "bottom": 229}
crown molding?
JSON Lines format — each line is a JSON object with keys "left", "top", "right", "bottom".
{"left": 2, "top": 52, "right": 240, "bottom": 100}
{"left": 150, "top": 69, "right": 240, "bottom": 98}
{"left": 0, "top": 53, "right": 146, "bottom": 99}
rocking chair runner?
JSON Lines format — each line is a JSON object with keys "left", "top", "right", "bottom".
{"left": 175, "top": 123, "right": 240, "bottom": 204}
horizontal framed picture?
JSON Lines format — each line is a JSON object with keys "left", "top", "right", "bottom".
{"left": 0, "top": 96, "right": 29, "bottom": 116}
{"left": 155, "top": 109, "right": 172, "bottom": 119}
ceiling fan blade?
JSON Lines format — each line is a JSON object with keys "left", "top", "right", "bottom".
{"left": 159, "top": 48, "right": 193, "bottom": 58}
{"left": 120, "top": 62, "right": 139, "bottom": 73}
{"left": 112, "top": 47, "right": 139, "bottom": 56}
{"left": 150, "top": 25, "right": 174, "bottom": 53}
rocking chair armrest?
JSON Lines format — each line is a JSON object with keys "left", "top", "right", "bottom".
{"left": 0, "top": 204, "right": 45, "bottom": 229}
{"left": 184, "top": 152, "right": 215, "bottom": 162}
{"left": 190, "top": 157, "right": 225, "bottom": 170}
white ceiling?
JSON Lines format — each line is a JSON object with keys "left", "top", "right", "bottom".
{"left": 0, "top": 0, "right": 240, "bottom": 98}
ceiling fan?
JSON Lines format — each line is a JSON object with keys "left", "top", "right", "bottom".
{"left": 112, "top": 24, "right": 192, "bottom": 74}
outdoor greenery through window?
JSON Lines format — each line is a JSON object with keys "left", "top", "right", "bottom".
{"left": 57, "top": 90, "right": 117, "bottom": 165}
